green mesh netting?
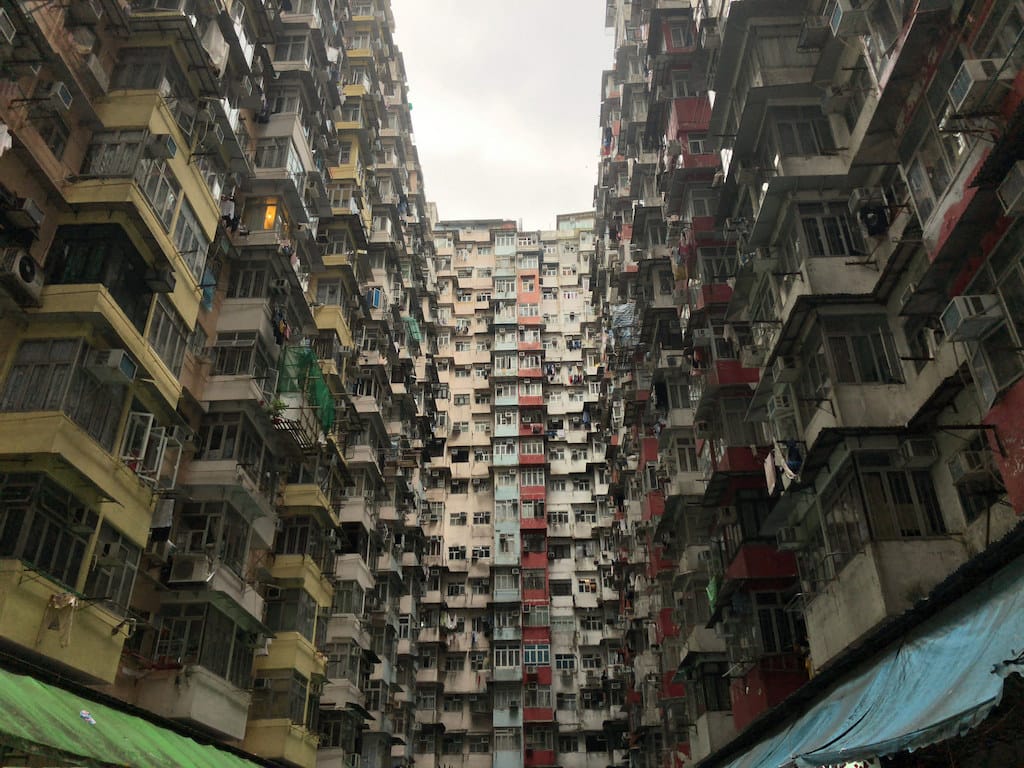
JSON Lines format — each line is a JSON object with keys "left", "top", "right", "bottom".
{"left": 278, "top": 345, "right": 336, "bottom": 433}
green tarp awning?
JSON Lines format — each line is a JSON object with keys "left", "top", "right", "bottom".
{"left": 0, "top": 668, "right": 266, "bottom": 768}
{"left": 278, "top": 345, "right": 336, "bottom": 433}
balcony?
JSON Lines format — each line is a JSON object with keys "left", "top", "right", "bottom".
{"left": 32, "top": 285, "right": 181, "bottom": 409}
{"left": 804, "top": 538, "right": 965, "bottom": 668}
{"left": 270, "top": 554, "right": 333, "bottom": 609}
{"left": 136, "top": 665, "right": 251, "bottom": 741}
{"left": 0, "top": 413, "right": 153, "bottom": 542}
{"left": 181, "top": 458, "right": 275, "bottom": 520}
{"left": 244, "top": 720, "right": 319, "bottom": 768}
{"left": 0, "top": 561, "right": 126, "bottom": 684}
{"left": 255, "top": 631, "right": 326, "bottom": 682}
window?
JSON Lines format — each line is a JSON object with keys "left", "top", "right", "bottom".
{"left": 448, "top": 546, "right": 466, "bottom": 561}
{"left": 172, "top": 199, "right": 209, "bottom": 281}
{"left": 557, "top": 692, "right": 578, "bottom": 711}
{"left": 493, "top": 728, "right": 520, "bottom": 751}
{"left": 524, "top": 685, "right": 552, "bottom": 708}
{"left": 494, "top": 644, "right": 520, "bottom": 668}
{"left": 550, "top": 579, "right": 572, "bottom": 597}
{"left": 670, "top": 23, "right": 694, "bottom": 48}
{"left": 449, "top": 511, "right": 467, "bottom": 526}
{"left": 581, "top": 653, "right": 602, "bottom": 670}
{"left": 470, "top": 651, "right": 487, "bottom": 670}
{"left": 0, "top": 474, "right": 97, "bottom": 591}
{"left": 442, "top": 733, "right": 464, "bottom": 754}
{"left": 822, "top": 316, "right": 902, "bottom": 384}
{"left": 275, "top": 35, "right": 308, "bottom": 62}
{"left": 147, "top": 295, "right": 189, "bottom": 376}
{"left": 521, "top": 468, "right": 544, "bottom": 486}
{"left": 265, "top": 588, "right": 318, "bottom": 641}
{"left": 772, "top": 105, "right": 835, "bottom": 156}
{"left": 522, "top": 569, "right": 546, "bottom": 591}
{"left": 687, "top": 133, "right": 709, "bottom": 154}
{"left": 446, "top": 580, "right": 466, "bottom": 597}
{"left": 1, "top": 339, "right": 126, "bottom": 452}
{"left": 689, "top": 661, "right": 732, "bottom": 717}
{"left": 800, "top": 452, "right": 947, "bottom": 590}
{"left": 555, "top": 653, "right": 576, "bottom": 670}
{"left": 797, "top": 202, "right": 865, "bottom": 258}
{"left": 473, "top": 510, "right": 491, "bottom": 525}
{"left": 559, "top": 734, "right": 579, "bottom": 752}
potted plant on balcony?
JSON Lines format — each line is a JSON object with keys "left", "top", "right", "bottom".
{"left": 260, "top": 397, "right": 288, "bottom": 424}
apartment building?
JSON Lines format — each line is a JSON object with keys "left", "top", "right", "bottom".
{"left": 409, "top": 213, "right": 632, "bottom": 768}
{"left": 594, "top": 1, "right": 1024, "bottom": 768}
{"left": 0, "top": 1, "right": 435, "bottom": 767}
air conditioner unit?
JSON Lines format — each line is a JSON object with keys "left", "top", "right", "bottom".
{"left": 899, "top": 282, "right": 918, "bottom": 311}
{"left": 901, "top": 437, "right": 938, "bottom": 469}
{"left": 146, "top": 539, "right": 176, "bottom": 564}
{"left": 766, "top": 391, "right": 794, "bottom": 419}
{"left": 146, "top": 133, "right": 177, "bottom": 160}
{"left": 827, "top": 0, "right": 869, "bottom": 36}
{"left": 511, "top": 567, "right": 520, "bottom": 575}
{"left": 166, "top": 554, "right": 213, "bottom": 584}
{"left": 692, "top": 328, "right": 714, "bottom": 346}
{"left": 6, "top": 197, "right": 45, "bottom": 229}
{"left": 997, "top": 160, "right": 1024, "bottom": 214}
{"left": 522, "top": 604, "right": 531, "bottom": 614}
{"left": 939, "top": 295, "right": 1002, "bottom": 341}
{"left": 0, "top": 247, "right": 44, "bottom": 306}
{"left": 948, "top": 58, "right": 1015, "bottom": 114}
{"left": 0, "top": 9, "right": 15, "bottom": 47}
{"left": 48, "top": 81, "right": 73, "bottom": 111}
{"left": 847, "top": 187, "right": 875, "bottom": 215}
{"left": 526, "top": 665, "right": 537, "bottom": 675}
{"left": 508, "top": 699, "right": 520, "bottom": 709}
{"left": 83, "top": 53, "right": 109, "bottom": 93}
{"left": 86, "top": 348, "right": 138, "bottom": 384}
{"left": 775, "top": 526, "right": 804, "bottom": 551}
{"left": 94, "top": 541, "right": 130, "bottom": 568}
{"left": 144, "top": 268, "right": 177, "bottom": 293}
{"left": 772, "top": 356, "right": 799, "bottom": 384}
{"left": 947, "top": 449, "right": 995, "bottom": 485}
{"left": 270, "top": 278, "right": 291, "bottom": 296}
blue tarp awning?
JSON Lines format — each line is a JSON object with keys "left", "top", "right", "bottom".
{"left": 719, "top": 555, "right": 1024, "bottom": 768}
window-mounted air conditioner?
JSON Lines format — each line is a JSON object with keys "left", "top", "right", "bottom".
{"left": 948, "top": 58, "right": 1014, "bottom": 114}
{"left": 766, "top": 391, "right": 794, "bottom": 419}
{"left": 166, "top": 553, "right": 214, "bottom": 584}
{"left": 827, "top": 0, "right": 869, "bottom": 37}
{"left": 692, "top": 327, "right": 714, "bottom": 346}
{"left": 939, "top": 295, "right": 1002, "bottom": 342}
{"left": 997, "top": 160, "right": 1024, "bottom": 214}
{"left": 144, "top": 268, "right": 177, "bottom": 293}
{"left": 847, "top": 187, "right": 875, "bottom": 215}
{"left": 48, "top": 81, "right": 73, "bottom": 111}
{"left": 146, "top": 133, "right": 177, "bottom": 160}
{"left": 947, "top": 449, "right": 995, "bottom": 485}
{"left": 86, "top": 349, "right": 138, "bottom": 384}
{"left": 772, "top": 355, "right": 799, "bottom": 384}
{"left": 900, "top": 437, "right": 938, "bottom": 469}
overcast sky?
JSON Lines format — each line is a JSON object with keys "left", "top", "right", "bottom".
{"left": 390, "top": 1, "right": 614, "bottom": 231}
